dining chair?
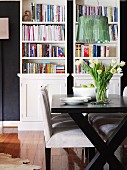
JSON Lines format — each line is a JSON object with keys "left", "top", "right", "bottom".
{"left": 41, "top": 86, "right": 76, "bottom": 128}
{"left": 88, "top": 86, "right": 127, "bottom": 125}
{"left": 41, "top": 87, "right": 93, "bottom": 160}
{"left": 86, "top": 86, "right": 127, "bottom": 161}
{"left": 89, "top": 86, "right": 127, "bottom": 152}
{"left": 40, "top": 89, "right": 94, "bottom": 170}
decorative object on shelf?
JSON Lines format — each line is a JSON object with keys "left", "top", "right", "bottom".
{"left": 75, "top": 59, "right": 125, "bottom": 103}
{"left": 22, "top": 10, "right": 31, "bottom": 21}
{"left": 76, "top": 15, "right": 110, "bottom": 43}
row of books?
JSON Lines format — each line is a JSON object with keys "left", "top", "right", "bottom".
{"left": 75, "top": 24, "right": 118, "bottom": 42}
{"left": 22, "top": 43, "right": 65, "bottom": 57}
{"left": 22, "top": 25, "right": 65, "bottom": 41}
{"left": 76, "top": 5, "right": 118, "bottom": 22}
{"left": 31, "top": 3, "right": 65, "bottom": 22}
{"left": 75, "top": 62, "right": 88, "bottom": 74}
{"left": 109, "top": 25, "right": 118, "bottom": 41}
{"left": 23, "top": 62, "right": 65, "bottom": 73}
{"left": 76, "top": 44, "right": 110, "bottom": 57}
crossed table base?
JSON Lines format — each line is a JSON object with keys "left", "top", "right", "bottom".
{"left": 69, "top": 112, "right": 127, "bottom": 170}
{"left": 51, "top": 94, "right": 127, "bottom": 170}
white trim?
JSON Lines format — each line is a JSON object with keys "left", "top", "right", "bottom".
{"left": 18, "top": 122, "right": 44, "bottom": 131}
{"left": 2, "top": 121, "right": 19, "bottom": 127}
{"left": 17, "top": 73, "right": 69, "bottom": 80}
{"left": 0, "top": 121, "right": 2, "bottom": 128}
{"left": 2, "top": 121, "right": 44, "bottom": 131}
{"left": 72, "top": 73, "right": 123, "bottom": 78}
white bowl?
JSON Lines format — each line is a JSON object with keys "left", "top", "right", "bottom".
{"left": 73, "top": 86, "right": 96, "bottom": 99}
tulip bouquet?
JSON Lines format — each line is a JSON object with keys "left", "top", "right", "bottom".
{"left": 75, "top": 59, "right": 125, "bottom": 102}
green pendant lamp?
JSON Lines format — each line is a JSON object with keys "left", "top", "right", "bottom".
{"left": 76, "top": 15, "right": 110, "bottom": 43}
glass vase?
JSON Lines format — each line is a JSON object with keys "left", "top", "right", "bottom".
{"left": 95, "top": 83, "right": 109, "bottom": 103}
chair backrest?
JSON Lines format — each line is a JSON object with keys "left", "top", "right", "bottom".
{"left": 41, "top": 86, "right": 50, "bottom": 112}
{"left": 41, "top": 86, "right": 50, "bottom": 106}
{"left": 41, "top": 89, "right": 52, "bottom": 142}
{"left": 123, "top": 86, "right": 127, "bottom": 97}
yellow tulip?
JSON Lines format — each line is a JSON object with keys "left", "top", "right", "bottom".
{"left": 97, "top": 70, "right": 102, "bottom": 74}
{"left": 90, "top": 63, "right": 95, "bottom": 68}
{"left": 93, "top": 59, "right": 99, "bottom": 64}
{"left": 120, "top": 61, "right": 125, "bottom": 67}
{"left": 110, "top": 68, "right": 116, "bottom": 74}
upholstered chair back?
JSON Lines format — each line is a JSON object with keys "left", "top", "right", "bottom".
{"left": 41, "top": 90, "right": 52, "bottom": 142}
{"left": 123, "top": 86, "right": 127, "bottom": 96}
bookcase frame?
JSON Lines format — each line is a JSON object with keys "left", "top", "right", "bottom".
{"left": 18, "top": 0, "right": 68, "bottom": 131}
{"left": 20, "top": 0, "right": 67, "bottom": 74}
{"left": 73, "top": 0, "right": 120, "bottom": 74}
{"left": 73, "top": 0, "right": 122, "bottom": 95}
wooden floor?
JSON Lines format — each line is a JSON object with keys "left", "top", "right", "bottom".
{"left": 0, "top": 128, "right": 127, "bottom": 170}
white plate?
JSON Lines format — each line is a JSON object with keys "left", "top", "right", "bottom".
{"left": 60, "top": 97, "right": 88, "bottom": 105}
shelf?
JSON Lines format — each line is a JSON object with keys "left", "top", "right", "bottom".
{"left": 108, "top": 22, "right": 118, "bottom": 25}
{"left": 75, "top": 21, "right": 118, "bottom": 25}
{"left": 22, "top": 41, "right": 65, "bottom": 44}
{"left": 22, "top": 21, "right": 65, "bottom": 25}
{"left": 75, "top": 41, "right": 118, "bottom": 45}
{"left": 72, "top": 73, "right": 123, "bottom": 78}
{"left": 75, "top": 57, "right": 118, "bottom": 60}
{"left": 18, "top": 73, "right": 69, "bottom": 80}
{"left": 22, "top": 57, "right": 65, "bottom": 60}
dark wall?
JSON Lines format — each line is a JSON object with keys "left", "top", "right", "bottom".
{"left": 120, "top": 1, "right": 127, "bottom": 95}
{"left": 0, "top": 2, "right": 20, "bottom": 121}
{"left": 67, "top": 1, "right": 73, "bottom": 94}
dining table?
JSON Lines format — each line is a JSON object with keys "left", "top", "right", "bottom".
{"left": 51, "top": 94, "right": 127, "bottom": 170}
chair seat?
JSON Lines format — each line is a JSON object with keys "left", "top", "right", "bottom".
{"left": 89, "top": 113, "right": 126, "bottom": 125}
{"left": 46, "top": 126, "right": 94, "bottom": 148}
{"left": 92, "top": 117, "right": 127, "bottom": 146}
{"left": 51, "top": 113, "right": 77, "bottom": 128}
{"left": 96, "top": 123, "right": 119, "bottom": 141}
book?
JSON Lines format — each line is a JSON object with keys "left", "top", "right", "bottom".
{"left": 97, "top": 46, "right": 101, "bottom": 57}
{"left": 100, "top": 46, "right": 105, "bottom": 57}
{"left": 106, "top": 46, "right": 109, "bottom": 57}
{"left": 93, "top": 45, "right": 97, "bottom": 57}
{"left": 76, "top": 44, "right": 81, "bottom": 57}
{"left": 84, "top": 44, "right": 89, "bottom": 57}
{"left": 31, "top": 2, "right": 35, "bottom": 22}
{"left": 58, "top": 47, "right": 65, "bottom": 57}
{"left": 89, "top": 44, "right": 93, "bottom": 57}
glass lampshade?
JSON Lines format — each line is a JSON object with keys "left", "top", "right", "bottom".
{"left": 76, "top": 16, "right": 110, "bottom": 43}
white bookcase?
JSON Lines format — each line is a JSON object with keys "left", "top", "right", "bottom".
{"left": 21, "top": 0, "right": 67, "bottom": 74}
{"left": 73, "top": 0, "right": 122, "bottom": 95}
{"left": 18, "top": 0, "right": 68, "bottom": 131}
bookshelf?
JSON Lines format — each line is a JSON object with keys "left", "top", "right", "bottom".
{"left": 18, "top": 0, "right": 68, "bottom": 130}
{"left": 73, "top": 0, "right": 122, "bottom": 95}
{"left": 21, "top": 0, "right": 67, "bottom": 74}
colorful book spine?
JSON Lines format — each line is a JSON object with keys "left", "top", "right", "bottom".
{"left": 31, "top": 2, "right": 35, "bottom": 22}
{"left": 84, "top": 44, "right": 89, "bottom": 57}
{"left": 106, "top": 46, "right": 109, "bottom": 57}
{"left": 93, "top": 45, "right": 97, "bottom": 57}
{"left": 76, "top": 44, "right": 81, "bottom": 57}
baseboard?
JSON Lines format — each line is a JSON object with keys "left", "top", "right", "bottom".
{"left": 18, "top": 121, "right": 44, "bottom": 131}
{"left": 2, "top": 121, "right": 19, "bottom": 127}
{"left": 2, "top": 121, "right": 44, "bottom": 130}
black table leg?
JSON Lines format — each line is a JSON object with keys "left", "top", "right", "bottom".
{"left": 88, "top": 147, "right": 96, "bottom": 162}
{"left": 68, "top": 113, "right": 127, "bottom": 170}
{"left": 45, "top": 148, "right": 51, "bottom": 170}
